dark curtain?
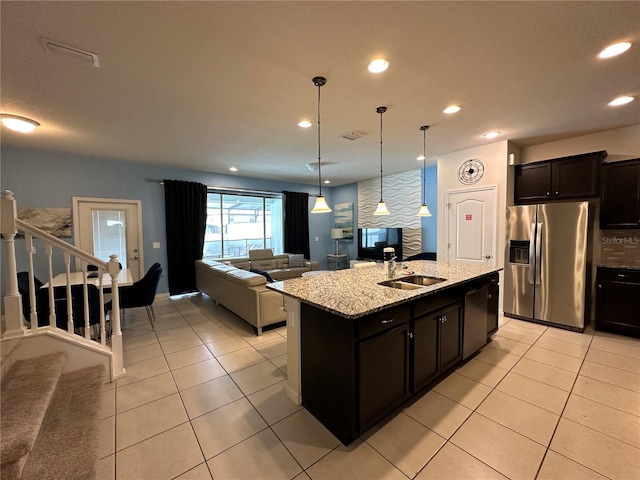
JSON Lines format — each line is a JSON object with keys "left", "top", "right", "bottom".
{"left": 283, "top": 191, "right": 310, "bottom": 258}
{"left": 164, "top": 180, "right": 207, "bottom": 295}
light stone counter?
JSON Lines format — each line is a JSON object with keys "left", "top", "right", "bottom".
{"left": 267, "top": 260, "right": 502, "bottom": 319}
{"left": 268, "top": 260, "right": 502, "bottom": 405}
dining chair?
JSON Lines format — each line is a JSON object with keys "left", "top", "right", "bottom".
{"left": 105, "top": 263, "right": 162, "bottom": 330}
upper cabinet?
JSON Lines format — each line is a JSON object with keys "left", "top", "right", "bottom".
{"left": 514, "top": 151, "right": 605, "bottom": 204}
{"left": 600, "top": 159, "right": 640, "bottom": 229}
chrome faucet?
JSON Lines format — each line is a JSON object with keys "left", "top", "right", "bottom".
{"left": 385, "top": 256, "right": 397, "bottom": 279}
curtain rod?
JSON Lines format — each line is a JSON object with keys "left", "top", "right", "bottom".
{"left": 146, "top": 178, "right": 307, "bottom": 197}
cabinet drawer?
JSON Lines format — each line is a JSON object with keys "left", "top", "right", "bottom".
{"left": 358, "top": 304, "right": 411, "bottom": 339}
{"left": 597, "top": 267, "right": 640, "bottom": 284}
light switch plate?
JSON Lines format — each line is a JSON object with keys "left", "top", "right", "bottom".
{"left": 152, "top": 242, "right": 160, "bottom": 249}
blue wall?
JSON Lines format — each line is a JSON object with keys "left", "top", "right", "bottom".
{"left": 1, "top": 147, "right": 334, "bottom": 295}
{"left": 1, "top": 147, "right": 437, "bottom": 297}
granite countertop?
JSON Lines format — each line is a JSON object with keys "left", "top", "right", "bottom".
{"left": 267, "top": 260, "right": 502, "bottom": 319}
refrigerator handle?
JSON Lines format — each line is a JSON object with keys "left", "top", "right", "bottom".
{"left": 527, "top": 223, "right": 536, "bottom": 284}
{"left": 536, "top": 222, "right": 543, "bottom": 285}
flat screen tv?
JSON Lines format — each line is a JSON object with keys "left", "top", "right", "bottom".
{"left": 357, "top": 228, "right": 403, "bottom": 261}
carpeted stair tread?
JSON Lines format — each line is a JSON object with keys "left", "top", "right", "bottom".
{"left": 0, "top": 351, "right": 67, "bottom": 475}
{"left": 0, "top": 338, "right": 22, "bottom": 379}
{"left": 21, "top": 364, "right": 106, "bottom": 480}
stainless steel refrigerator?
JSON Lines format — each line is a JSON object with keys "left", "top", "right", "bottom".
{"left": 504, "top": 201, "right": 590, "bottom": 331}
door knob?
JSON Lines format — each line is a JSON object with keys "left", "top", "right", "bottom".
{"left": 131, "top": 255, "right": 139, "bottom": 260}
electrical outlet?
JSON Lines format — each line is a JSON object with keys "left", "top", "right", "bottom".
{"left": 152, "top": 242, "right": 160, "bottom": 249}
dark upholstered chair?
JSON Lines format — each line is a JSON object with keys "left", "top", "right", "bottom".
{"left": 17, "top": 271, "right": 101, "bottom": 331}
{"left": 106, "top": 263, "right": 162, "bottom": 330}
{"left": 404, "top": 252, "right": 437, "bottom": 261}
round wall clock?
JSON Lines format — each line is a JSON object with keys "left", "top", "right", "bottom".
{"left": 458, "top": 158, "right": 485, "bottom": 184}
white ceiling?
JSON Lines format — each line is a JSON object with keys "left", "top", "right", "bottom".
{"left": 1, "top": 1, "right": 639, "bottom": 186}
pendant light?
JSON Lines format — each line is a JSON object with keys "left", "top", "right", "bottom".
{"left": 373, "top": 106, "right": 390, "bottom": 216}
{"left": 310, "top": 76, "right": 331, "bottom": 213}
{"left": 416, "top": 125, "right": 432, "bottom": 217}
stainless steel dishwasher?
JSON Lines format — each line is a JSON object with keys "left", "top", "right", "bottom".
{"left": 463, "top": 284, "right": 489, "bottom": 360}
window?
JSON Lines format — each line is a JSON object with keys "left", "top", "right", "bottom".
{"left": 203, "top": 190, "right": 283, "bottom": 259}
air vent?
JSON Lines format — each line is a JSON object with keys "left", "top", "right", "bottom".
{"left": 340, "top": 130, "right": 367, "bottom": 141}
{"left": 41, "top": 38, "right": 100, "bottom": 67}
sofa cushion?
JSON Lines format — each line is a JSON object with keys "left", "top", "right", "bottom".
{"left": 251, "top": 259, "right": 277, "bottom": 270}
{"left": 249, "top": 249, "right": 274, "bottom": 261}
{"left": 250, "top": 268, "right": 275, "bottom": 283}
{"left": 225, "top": 269, "right": 266, "bottom": 287}
{"left": 288, "top": 254, "right": 305, "bottom": 268}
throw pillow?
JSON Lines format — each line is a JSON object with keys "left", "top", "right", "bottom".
{"left": 250, "top": 268, "right": 275, "bottom": 283}
{"left": 288, "top": 254, "right": 305, "bottom": 268}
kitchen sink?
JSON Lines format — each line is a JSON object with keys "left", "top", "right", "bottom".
{"left": 396, "top": 275, "right": 446, "bottom": 286}
{"left": 378, "top": 280, "right": 424, "bottom": 290}
{"left": 379, "top": 275, "right": 447, "bottom": 290}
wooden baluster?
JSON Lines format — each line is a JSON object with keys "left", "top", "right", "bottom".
{"left": 64, "top": 252, "right": 74, "bottom": 332}
{"left": 108, "top": 255, "right": 125, "bottom": 378}
{"left": 1, "top": 190, "right": 25, "bottom": 337}
{"left": 25, "top": 235, "right": 38, "bottom": 328}
{"left": 82, "top": 262, "right": 90, "bottom": 340}
{"left": 46, "top": 244, "right": 56, "bottom": 327}
{"left": 98, "top": 273, "right": 106, "bottom": 346}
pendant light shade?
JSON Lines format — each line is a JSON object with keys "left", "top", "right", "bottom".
{"left": 310, "top": 76, "right": 332, "bottom": 214}
{"left": 416, "top": 125, "right": 432, "bottom": 217}
{"left": 373, "top": 106, "right": 390, "bottom": 216}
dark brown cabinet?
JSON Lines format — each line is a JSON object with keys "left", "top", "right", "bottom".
{"left": 413, "top": 302, "right": 462, "bottom": 392}
{"left": 299, "top": 275, "right": 497, "bottom": 445}
{"left": 514, "top": 151, "right": 605, "bottom": 204}
{"left": 596, "top": 267, "right": 640, "bottom": 338}
{"left": 600, "top": 159, "right": 640, "bottom": 229}
{"left": 487, "top": 283, "right": 499, "bottom": 336}
{"left": 359, "top": 322, "right": 410, "bottom": 430}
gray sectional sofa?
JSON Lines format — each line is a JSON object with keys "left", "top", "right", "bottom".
{"left": 195, "top": 249, "right": 318, "bottom": 335}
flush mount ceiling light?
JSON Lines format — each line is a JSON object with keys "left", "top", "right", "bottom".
{"left": 368, "top": 59, "right": 389, "bottom": 73}
{"left": 310, "top": 76, "right": 331, "bottom": 214}
{"left": 298, "top": 120, "right": 312, "bottom": 128}
{"left": 374, "top": 106, "right": 390, "bottom": 216}
{"left": 598, "top": 42, "right": 632, "bottom": 59}
{"left": 416, "top": 125, "right": 432, "bottom": 217}
{"left": 483, "top": 130, "right": 501, "bottom": 139}
{"left": 229, "top": 166, "right": 238, "bottom": 172}
{"left": 324, "top": 180, "right": 331, "bottom": 184}
{"left": 0, "top": 114, "right": 40, "bottom": 133}
{"left": 443, "top": 105, "right": 461, "bottom": 114}
{"left": 609, "top": 96, "right": 634, "bottom": 106}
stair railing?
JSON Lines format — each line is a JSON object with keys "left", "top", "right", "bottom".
{"left": 1, "top": 190, "right": 125, "bottom": 380}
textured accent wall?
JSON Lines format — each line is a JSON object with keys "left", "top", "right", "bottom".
{"left": 358, "top": 170, "right": 422, "bottom": 259}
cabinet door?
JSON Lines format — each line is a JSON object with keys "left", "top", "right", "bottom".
{"left": 552, "top": 154, "right": 600, "bottom": 199}
{"left": 412, "top": 313, "right": 439, "bottom": 392}
{"left": 514, "top": 163, "right": 552, "bottom": 203}
{"left": 487, "top": 284, "right": 499, "bottom": 336}
{"left": 601, "top": 160, "right": 640, "bottom": 229}
{"left": 596, "top": 271, "right": 640, "bottom": 337}
{"left": 359, "top": 323, "right": 410, "bottom": 430}
{"left": 440, "top": 303, "right": 462, "bottom": 372}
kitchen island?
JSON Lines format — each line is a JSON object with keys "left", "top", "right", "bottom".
{"left": 267, "top": 260, "right": 501, "bottom": 444}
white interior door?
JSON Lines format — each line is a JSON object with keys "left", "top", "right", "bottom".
{"left": 73, "top": 197, "right": 143, "bottom": 280}
{"left": 446, "top": 186, "right": 497, "bottom": 266}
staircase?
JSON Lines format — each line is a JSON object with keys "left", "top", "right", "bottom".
{"left": 0, "top": 341, "right": 105, "bottom": 480}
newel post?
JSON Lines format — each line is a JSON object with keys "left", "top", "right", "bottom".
{"left": 1, "top": 190, "right": 25, "bottom": 337}
{"left": 107, "top": 254, "right": 125, "bottom": 379}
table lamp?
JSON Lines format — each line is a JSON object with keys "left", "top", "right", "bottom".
{"left": 331, "top": 228, "right": 344, "bottom": 255}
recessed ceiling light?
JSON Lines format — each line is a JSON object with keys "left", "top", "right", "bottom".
{"left": 229, "top": 166, "right": 238, "bottom": 172}
{"left": 416, "top": 154, "right": 426, "bottom": 161}
{"left": 368, "top": 59, "right": 389, "bottom": 73}
{"left": 598, "top": 42, "right": 632, "bottom": 59}
{"left": 609, "top": 96, "right": 634, "bottom": 106}
{"left": 298, "top": 120, "right": 312, "bottom": 128}
{"left": 323, "top": 180, "right": 330, "bottom": 184}
{"left": 443, "top": 105, "right": 461, "bottom": 114}
{"left": 0, "top": 114, "right": 40, "bottom": 133}
{"left": 483, "top": 130, "right": 501, "bottom": 139}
